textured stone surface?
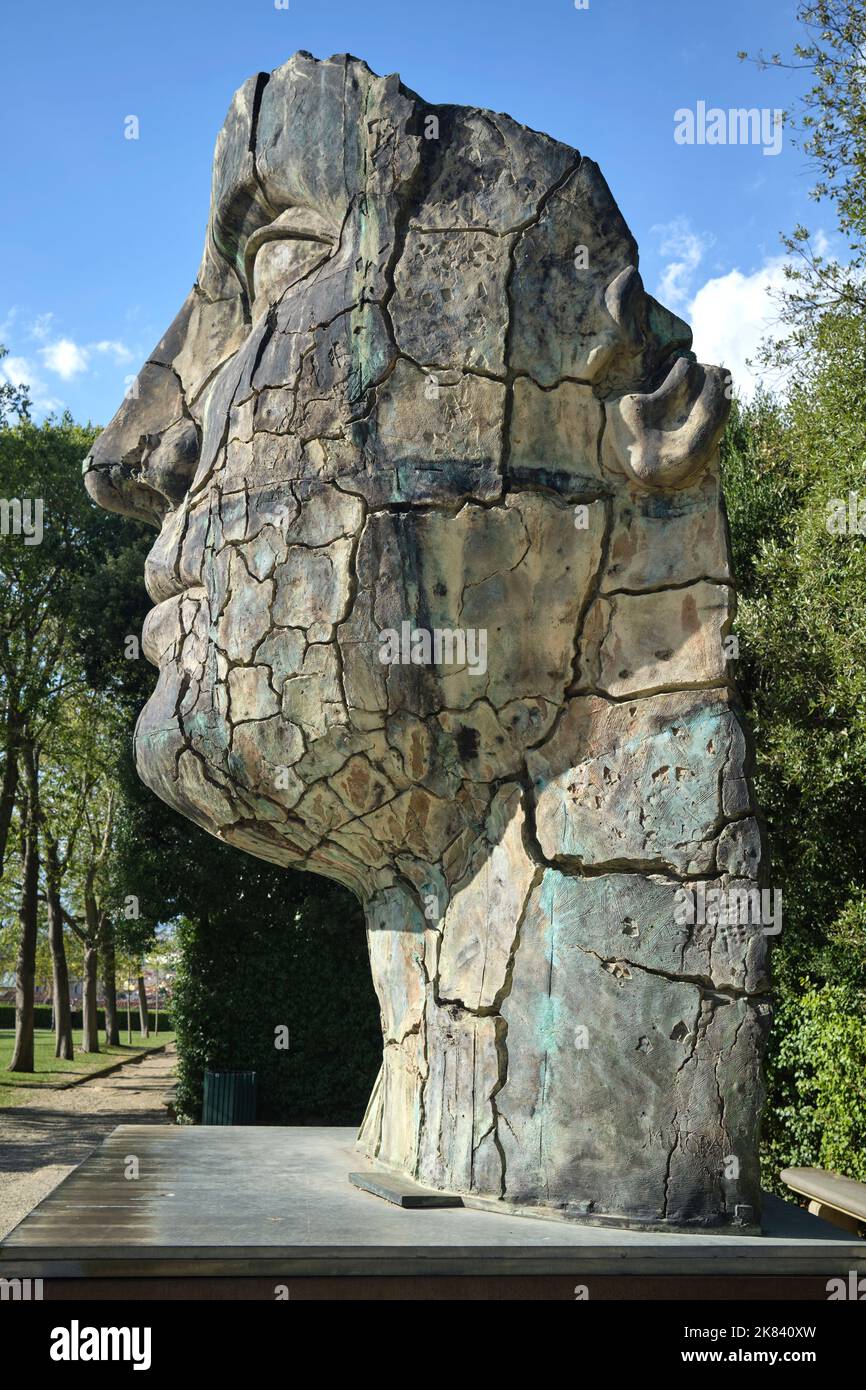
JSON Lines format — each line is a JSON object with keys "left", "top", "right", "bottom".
{"left": 580, "top": 581, "right": 733, "bottom": 696}
{"left": 497, "top": 871, "right": 768, "bottom": 1224}
{"left": 529, "top": 692, "right": 752, "bottom": 874}
{"left": 84, "top": 52, "right": 766, "bottom": 1231}
{"left": 438, "top": 785, "right": 538, "bottom": 1011}
{"left": 509, "top": 378, "right": 605, "bottom": 493}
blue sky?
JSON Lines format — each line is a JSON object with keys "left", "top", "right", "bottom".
{"left": 0, "top": 0, "right": 817, "bottom": 423}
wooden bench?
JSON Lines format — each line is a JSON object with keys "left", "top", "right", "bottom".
{"left": 781, "top": 1167, "right": 866, "bottom": 1236}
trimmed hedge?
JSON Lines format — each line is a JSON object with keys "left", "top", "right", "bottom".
{"left": 0, "top": 1005, "right": 172, "bottom": 1033}
{"left": 171, "top": 884, "right": 381, "bottom": 1126}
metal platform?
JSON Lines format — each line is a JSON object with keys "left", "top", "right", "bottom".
{"left": 2, "top": 1125, "right": 863, "bottom": 1299}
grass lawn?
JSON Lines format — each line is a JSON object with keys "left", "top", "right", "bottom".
{"left": 0, "top": 1028, "right": 175, "bottom": 1110}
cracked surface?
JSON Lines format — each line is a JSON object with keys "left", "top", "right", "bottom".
{"left": 83, "top": 52, "right": 765, "bottom": 1231}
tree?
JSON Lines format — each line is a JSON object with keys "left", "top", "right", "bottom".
{"left": 721, "top": 332, "right": 866, "bottom": 1185}
{"left": 725, "top": 0, "right": 866, "bottom": 1186}
{"left": 0, "top": 345, "right": 31, "bottom": 880}
{"left": 0, "top": 346, "right": 29, "bottom": 431}
{"left": 63, "top": 779, "right": 114, "bottom": 1054}
{"left": 43, "top": 822, "right": 76, "bottom": 1060}
{"left": 8, "top": 741, "right": 39, "bottom": 1070}
{"left": 101, "top": 927, "right": 121, "bottom": 1045}
{"left": 136, "top": 971, "right": 149, "bottom": 1038}
{"left": 36, "top": 699, "right": 109, "bottom": 1059}
{"left": 0, "top": 412, "right": 152, "bottom": 1068}
{"left": 0, "top": 353, "right": 25, "bottom": 877}
{"left": 741, "top": 1, "right": 866, "bottom": 344}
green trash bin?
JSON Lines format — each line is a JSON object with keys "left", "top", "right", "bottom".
{"left": 202, "top": 1069, "right": 257, "bottom": 1124}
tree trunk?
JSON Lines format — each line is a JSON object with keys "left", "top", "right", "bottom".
{"left": 80, "top": 893, "right": 106, "bottom": 1056}
{"left": 8, "top": 743, "right": 39, "bottom": 1073}
{"left": 45, "top": 838, "right": 73, "bottom": 1060}
{"left": 47, "top": 903, "right": 73, "bottom": 1060}
{"left": 82, "top": 945, "right": 99, "bottom": 1053}
{"left": 0, "top": 703, "right": 20, "bottom": 878}
{"left": 102, "top": 933, "right": 119, "bottom": 1045}
{"left": 137, "top": 973, "right": 149, "bottom": 1038}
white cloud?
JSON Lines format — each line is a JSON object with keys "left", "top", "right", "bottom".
{"left": 0, "top": 353, "right": 34, "bottom": 385}
{"left": 40, "top": 337, "right": 90, "bottom": 379}
{"left": 2, "top": 312, "right": 137, "bottom": 416}
{"left": 93, "top": 339, "right": 133, "bottom": 362}
{"left": 29, "top": 311, "right": 55, "bottom": 341}
{"left": 652, "top": 223, "right": 837, "bottom": 399}
{"left": 38, "top": 334, "right": 133, "bottom": 380}
{"left": 687, "top": 256, "right": 791, "bottom": 399}
{"left": 812, "top": 228, "right": 832, "bottom": 259}
{"left": 0, "top": 352, "right": 63, "bottom": 415}
{"left": 0, "top": 307, "right": 18, "bottom": 342}
{"left": 652, "top": 217, "right": 714, "bottom": 310}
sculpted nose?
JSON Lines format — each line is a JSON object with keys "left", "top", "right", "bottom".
{"left": 83, "top": 361, "right": 199, "bottom": 527}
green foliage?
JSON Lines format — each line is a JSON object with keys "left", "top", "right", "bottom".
{"left": 729, "top": 19, "right": 866, "bottom": 1194}
{"left": 719, "top": 392, "right": 802, "bottom": 599}
{"left": 722, "top": 317, "right": 866, "bottom": 996}
{"left": 0, "top": 346, "right": 30, "bottom": 428}
{"left": 720, "top": 314, "right": 866, "bottom": 1183}
{"left": 762, "top": 984, "right": 866, "bottom": 1186}
{"left": 0, "top": 414, "right": 105, "bottom": 631}
{"left": 76, "top": 533, "right": 154, "bottom": 708}
{"left": 0, "top": 415, "right": 103, "bottom": 739}
{"left": 171, "top": 885, "right": 381, "bottom": 1125}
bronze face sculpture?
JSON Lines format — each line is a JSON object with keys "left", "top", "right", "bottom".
{"left": 85, "top": 52, "right": 768, "bottom": 1229}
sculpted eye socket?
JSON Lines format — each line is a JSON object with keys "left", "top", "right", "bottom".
{"left": 244, "top": 207, "right": 335, "bottom": 321}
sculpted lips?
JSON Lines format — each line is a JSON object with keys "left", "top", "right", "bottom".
{"left": 143, "top": 497, "right": 203, "bottom": 604}
{"left": 141, "top": 588, "right": 206, "bottom": 668}
{"left": 141, "top": 500, "right": 209, "bottom": 670}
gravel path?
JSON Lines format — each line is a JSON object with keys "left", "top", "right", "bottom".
{"left": 0, "top": 1045, "right": 177, "bottom": 1240}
